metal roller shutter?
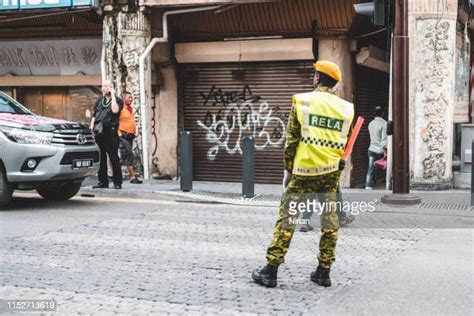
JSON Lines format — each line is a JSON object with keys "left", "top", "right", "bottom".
{"left": 351, "top": 65, "right": 389, "bottom": 188}
{"left": 181, "top": 61, "right": 314, "bottom": 183}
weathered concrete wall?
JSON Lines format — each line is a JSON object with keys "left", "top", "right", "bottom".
{"left": 409, "top": 0, "right": 458, "bottom": 189}
{"left": 318, "top": 38, "right": 353, "bottom": 188}
{"left": 150, "top": 43, "right": 178, "bottom": 178}
{"left": 155, "top": 65, "right": 178, "bottom": 178}
{"left": 103, "top": 7, "right": 151, "bottom": 176}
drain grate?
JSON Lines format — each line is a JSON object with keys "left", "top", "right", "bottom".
{"left": 417, "top": 203, "right": 472, "bottom": 211}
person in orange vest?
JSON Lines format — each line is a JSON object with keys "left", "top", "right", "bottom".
{"left": 252, "top": 61, "right": 354, "bottom": 288}
{"left": 119, "top": 91, "right": 142, "bottom": 184}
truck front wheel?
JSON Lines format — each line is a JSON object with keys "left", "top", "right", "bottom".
{"left": 36, "top": 182, "right": 82, "bottom": 201}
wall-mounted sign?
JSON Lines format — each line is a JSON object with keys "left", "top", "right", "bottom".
{"left": 0, "top": 39, "right": 101, "bottom": 76}
{"left": 0, "top": 0, "right": 94, "bottom": 10}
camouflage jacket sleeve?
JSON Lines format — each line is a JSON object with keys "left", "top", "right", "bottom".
{"left": 284, "top": 100, "right": 301, "bottom": 173}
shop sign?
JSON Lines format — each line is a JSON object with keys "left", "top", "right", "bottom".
{"left": 0, "top": 39, "right": 101, "bottom": 76}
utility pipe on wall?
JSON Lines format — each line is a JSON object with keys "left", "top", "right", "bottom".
{"left": 139, "top": 5, "right": 221, "bottom": 179}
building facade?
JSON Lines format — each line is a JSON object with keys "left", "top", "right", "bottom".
{"left": 1, "top": 0, "right": 471, "bottom": 189}
{"left": 104, "top": 0, "right": 386, "bottom": 187}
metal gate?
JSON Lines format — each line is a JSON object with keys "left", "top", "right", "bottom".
{"left": 181, "top": 61, "right": 314, "bottom": 183}
{"left": 351, "top": 65, "right": 389, "bottom": 188}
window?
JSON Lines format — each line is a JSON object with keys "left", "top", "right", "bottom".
{"left": 0, "top": 94, "right": 31, "bottom": 115}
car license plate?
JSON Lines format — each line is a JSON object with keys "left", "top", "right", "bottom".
{"left": 73, "top": 159, "right": 93, "bottom": 169}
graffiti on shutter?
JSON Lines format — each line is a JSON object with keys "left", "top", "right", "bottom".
{"left": 197, "top": 85, "right": 286, "bottom": 160}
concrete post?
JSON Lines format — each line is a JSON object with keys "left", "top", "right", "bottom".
{"left": 409, "top": 0, "right": 458, "bottom": 189}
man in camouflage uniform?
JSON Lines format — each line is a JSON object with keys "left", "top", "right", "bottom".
{"left": 252, "top": 61, "right": 354, "bottom": 288}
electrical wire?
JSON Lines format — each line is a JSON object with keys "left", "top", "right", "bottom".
{"left": 351, "top": 27, "right": 389, "bottom": 39}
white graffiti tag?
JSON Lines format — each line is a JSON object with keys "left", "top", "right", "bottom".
{"left": 197, "top": 102, "right": 286, "bottom": 160}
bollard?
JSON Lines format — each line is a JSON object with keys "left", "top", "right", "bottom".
{"left": 471, "top": 139, "right": 474, "bottom": 206}
{"left": 242, "top": 137, "right": 255, "bottom": 198}
{"left": 180, "top": 131, "right": 193, "bottom": 192}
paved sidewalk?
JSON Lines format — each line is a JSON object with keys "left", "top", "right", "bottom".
{"left": 81, "top": 178, "right": 472, "bottom": 209}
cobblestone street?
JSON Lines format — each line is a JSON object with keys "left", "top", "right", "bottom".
{"left": 0, "top": 193, "right": 472, "bottom": 314}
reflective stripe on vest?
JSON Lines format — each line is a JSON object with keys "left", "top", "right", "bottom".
{"left": 292, "top": 90, "right": 354, "bottom": 176}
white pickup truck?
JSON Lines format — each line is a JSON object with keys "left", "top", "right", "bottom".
{"left": 0, "top": 91, "right": 99, "bottom": 208}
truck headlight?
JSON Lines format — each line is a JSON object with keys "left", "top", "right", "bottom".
{"left": 5, "top": 128, "right": 53, "bottom": 145}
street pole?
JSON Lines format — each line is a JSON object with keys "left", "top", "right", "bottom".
{"left": 392, "top": 0, "right": 409, "bottom": 194}
{"left": 382, "top": 0, "right": 421, "bottom": 205}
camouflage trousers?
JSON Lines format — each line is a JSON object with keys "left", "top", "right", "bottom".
{"left": 266, "top": 170, "right": 341, "bottom": 269}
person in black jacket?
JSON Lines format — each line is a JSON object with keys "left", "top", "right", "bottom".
{"left": 90, "top": 80, "right": 124, "bottom": 189}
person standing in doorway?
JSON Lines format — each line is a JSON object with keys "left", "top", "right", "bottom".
{"left": 365, "top": 106, "right": 387, "bottom": 190}
{"left": 119, "top": 91, "right": 142, "bottom": 184}
{"left": 91, "top": 80, "right": 124, "bottom": 190}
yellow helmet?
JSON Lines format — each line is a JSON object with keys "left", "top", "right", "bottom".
{"left": 313, "top": 60, "right": 342, "bottom": 82}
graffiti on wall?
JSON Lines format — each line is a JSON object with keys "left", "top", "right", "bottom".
{"left": 417, "top": 20, "right": 453, "bottom": 180}
{"left": 197, "top": 85, "right": 286, "bottom": 160}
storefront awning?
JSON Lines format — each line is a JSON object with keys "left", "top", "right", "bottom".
{"left": 162, "top": 0, "right": 357, "bottom": 42}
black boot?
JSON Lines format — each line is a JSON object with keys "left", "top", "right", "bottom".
{"left": 310, "top": 266, "right": 331, "bottom": 287}
{"left": 251, "top": 264, "right": 278, "bottom": 288}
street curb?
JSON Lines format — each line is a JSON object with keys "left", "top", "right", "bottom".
{"left": 79, "top": 188, "right": 196, "bottom": 203}
{"left": 154, "top": 191, "right": 279, "bottom": 207}
{"left": 79, "top": 188, "right": 277, "bottom": 207}
{"left": 79, "top": 187, "right": 473, "bottom": 210}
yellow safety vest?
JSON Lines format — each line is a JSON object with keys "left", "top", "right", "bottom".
{"left": 292, "top": 90, "right": 354, "bottom": 176}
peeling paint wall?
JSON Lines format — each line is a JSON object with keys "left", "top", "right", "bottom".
{"left": 154, "top": 64, "right": 178, "bottom": 178}
{"left": 409, "top": 0, "right": 458, "bottom": 190}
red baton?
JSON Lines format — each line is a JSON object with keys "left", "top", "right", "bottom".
{"left": 343, "top": 116, "right": 365, "bottom": 160}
